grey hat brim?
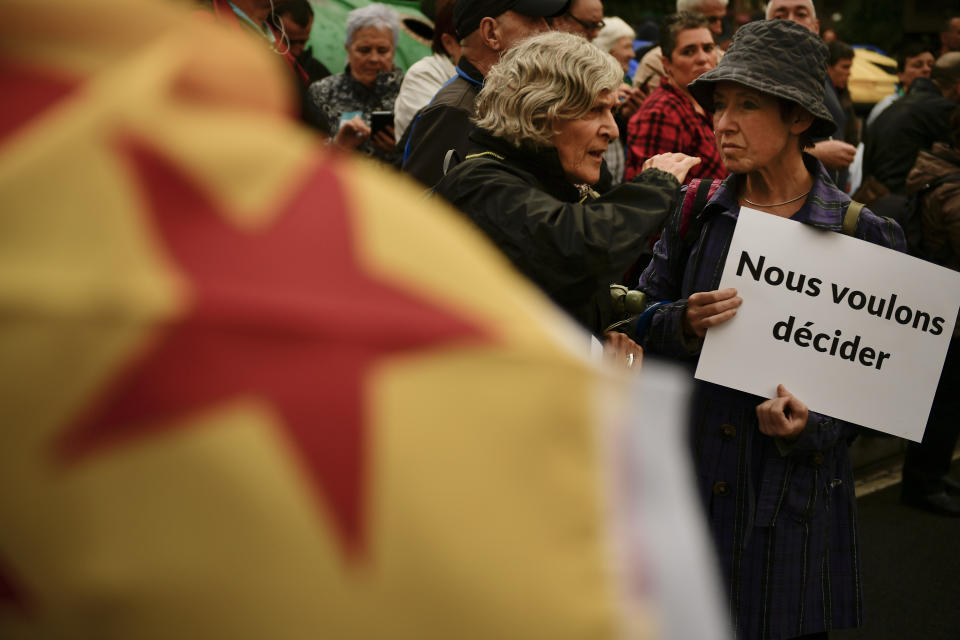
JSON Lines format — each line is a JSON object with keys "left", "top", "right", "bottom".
{"left": 688, "top": 64, "right": 836, "bottom": 139}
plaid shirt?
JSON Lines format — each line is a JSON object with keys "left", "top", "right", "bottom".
{"left": 638, "top": 156, "right": 906, "bottom": 639}
{"left": 624, "top": 80, "right": 728, "bottom": 185}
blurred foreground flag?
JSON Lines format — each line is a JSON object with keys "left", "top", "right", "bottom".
{"left": 0, "top": 1, "right": 727, "bottom": 638}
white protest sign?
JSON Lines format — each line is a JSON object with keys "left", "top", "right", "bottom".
{"left": 695, "top": 208, "right": 960, "bottom": 441}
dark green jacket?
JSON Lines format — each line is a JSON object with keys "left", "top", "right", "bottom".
{"left": 434, "top": 128, "right": 680, "bottom": 336}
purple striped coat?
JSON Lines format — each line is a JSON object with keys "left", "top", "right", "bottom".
{"left": 638, "top": 155, "right": 906, "bottom": 639}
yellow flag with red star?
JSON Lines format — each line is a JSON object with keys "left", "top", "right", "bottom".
{"left": 0, "top": 1, "right": 728, "bottom": 638}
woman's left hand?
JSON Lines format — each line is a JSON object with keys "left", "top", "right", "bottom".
{"left": 604, "top": 332, "right": 642, "bottom": 370}
{"left": 643, "top": 152, "right": 701, "bottom": 184}
{"left": 756, "top": 384, "right": 809, "bottom": 441}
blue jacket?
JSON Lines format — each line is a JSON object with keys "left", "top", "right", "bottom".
{"left": 638, "top": 154, "right": 905, "bottom": 639}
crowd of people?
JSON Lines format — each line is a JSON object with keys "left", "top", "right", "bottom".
{"left": 178, "top": 1, "right": 960, "bottom": 638}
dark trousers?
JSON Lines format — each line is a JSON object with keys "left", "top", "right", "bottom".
{"left": 903, "top": 337, "right": 960, "bottom": 495}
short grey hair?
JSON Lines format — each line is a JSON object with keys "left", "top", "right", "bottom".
{"left": 345, "top": 3, "right": 400, "bottom": 48}
{"left": 677, "top": 0, "right": 728, "bottom": 10}
{"left": 764, "top": 0, "right": 817, "bottom": 21}
{"left": 660, "top": 12, "right": 709, "bottom": 59}
{"left": 593, "top": 16, "right": 636, "bottom": 55}
{"left": 474, "top": 31, "right": 623, "bottom": 149}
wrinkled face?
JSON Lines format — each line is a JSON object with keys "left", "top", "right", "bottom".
{"left": 698, "top": 0, "right": 727, "bottom": 37}
{"left": 828, "top": 57, "right": 852, "bottom": 89}
{"left": 552, "top": 0, "right": 605, "bottom": 40}
{"left": 767, "top": 0, "right": 819, "bottom": 34}
{"left": 346, "top": 26, "right": 394, "bottom": 87}
{"left": 900, "top": 51, "right": 935, "bottom": 90}
{"left": 609, "top": 36, "right": 636, "bottom": 73}
{"left": 552, "top": 90, "right": 619, "bottom": 185}
{"left": 494, "top": 10, "right": 550, "bottom": 50}
{"left": 712, "top": 81, "right": 803, "bottom": 174}
{"left": 281, "top": 14, "right": 312, "bottom": 58}
{"left": 665, "top": 27, "right": 717, "bottom": 91}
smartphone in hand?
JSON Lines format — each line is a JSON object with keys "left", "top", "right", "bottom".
{"left": 370, "top": 111, "right": 394, "bottom": 137}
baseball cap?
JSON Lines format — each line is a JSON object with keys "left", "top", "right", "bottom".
{"left": 454, "top": 0, "right": 569, "bottom": 39}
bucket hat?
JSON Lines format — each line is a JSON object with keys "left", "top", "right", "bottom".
{"left": 688, "top": 19, "right": 835, "bottom": 138}
{"left": 454, "top": 0, "right": 569, "bottom": 39}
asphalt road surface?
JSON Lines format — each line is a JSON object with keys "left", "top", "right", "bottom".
{"left": 835, "top": 462, "right": 960, "bottom": 640}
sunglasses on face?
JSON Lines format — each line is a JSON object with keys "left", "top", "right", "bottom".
{"left": 565, "top": 12, "right": 605, "bottom": 32}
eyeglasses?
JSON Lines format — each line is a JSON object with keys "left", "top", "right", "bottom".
{"left": 706, "top": 15, "right": 724, "bottom": 24}
{"left": 565, "top": 12, "right": 605, "bottom": 33}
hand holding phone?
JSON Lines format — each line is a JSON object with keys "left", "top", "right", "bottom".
{"left": 370, "top": 111, "right": 394, "bottom": 137}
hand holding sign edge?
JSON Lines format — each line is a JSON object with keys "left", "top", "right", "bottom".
{"left": 684, "top": 287, "right": 742, "bottom": 338}
{"left": 756, "top": 384, "right": 810, "bottom": 442}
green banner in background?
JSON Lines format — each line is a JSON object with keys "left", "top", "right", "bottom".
{"left": 309, "top": 0, "right": 433, "bottom": 75}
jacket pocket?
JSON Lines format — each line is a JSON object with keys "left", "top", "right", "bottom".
{"left": 755, "top": 456, "right": 822, "bottom": 526}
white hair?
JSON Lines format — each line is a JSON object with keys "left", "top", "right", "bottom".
{"left": 345, "top": 3, "right": 400, "bottom": 47}
{"left": 593, "top": 16, "right": 636, "bottom": 55}
{"left": 677, "top": 0, "right": 729, "bottom": 11}
{"left": 475, "top": 31, "right": 622, "bottom": 149}
{"left": 764, "top": 0, "right": 817, "bottom": 20}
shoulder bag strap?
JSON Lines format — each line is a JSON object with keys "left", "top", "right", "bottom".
{"left": 843, "top": 200, "right": 864, "bottom": 236}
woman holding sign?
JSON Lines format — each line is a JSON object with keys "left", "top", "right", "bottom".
{"left": 636, "top": 20, "right": 905, "bottom": 640}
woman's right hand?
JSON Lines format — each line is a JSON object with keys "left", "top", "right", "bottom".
{"left": 604, "top": 331, "right": 643, "bottom": 370}
{"left": 683, "top": 288, "right": 742, "bottom": 338}
{"left": 643, "top": 152, "right": 701, "bottom": 184}
{"left": 333, "top": 116, "right": 371, "bottom": 151}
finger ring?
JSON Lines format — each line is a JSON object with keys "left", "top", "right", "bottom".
{"left": 626, "top": 353, "right": 635, "bottom": 368}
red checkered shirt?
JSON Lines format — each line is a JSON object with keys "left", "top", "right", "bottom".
{"left": 624, "top": 79, "right": 729, "bottom": 185}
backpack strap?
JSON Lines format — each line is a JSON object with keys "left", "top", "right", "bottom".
{"left": 843, "top": 200, "right": 864, "bottom": 236}
{"left": 693, "top": 177, "right": 720, "bottom": 212}
{"left": 678, "top": 178, "right": 713, "bottom": 239}
{"left": 678, "top": 178, "right": 720, "bottom": 272}
{"left": 630, "top": 178, "right": 719, "bottom": 343}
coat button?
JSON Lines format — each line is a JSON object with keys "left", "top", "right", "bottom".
{"left": 720, "top": 423, "right": 736, "bottom": 440}
{"left": 809, "top": 451, "right": 825, "bottom": 467}
{"left": 712, "top": 481, "right": 730, "bottom": 496}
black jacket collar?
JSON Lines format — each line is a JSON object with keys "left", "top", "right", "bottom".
{"left": 456, "top": 57, "right": 485, "bottom": 87}
{"left": 908, "top": 77, "right": 941, "bottom": 97}
{"left": 466, "top": 128, "right": 580, "bottom": 201}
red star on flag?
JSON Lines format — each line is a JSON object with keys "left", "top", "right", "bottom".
{"left": 57, "top": 139, "right": 492, "bottom": 558}
{"left": 0, "top": 60, "right": 78, "bottom": 144}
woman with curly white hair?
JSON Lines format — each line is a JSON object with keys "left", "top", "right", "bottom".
{"left": 434, "top": 31, "right": 699, "bottom": 357}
